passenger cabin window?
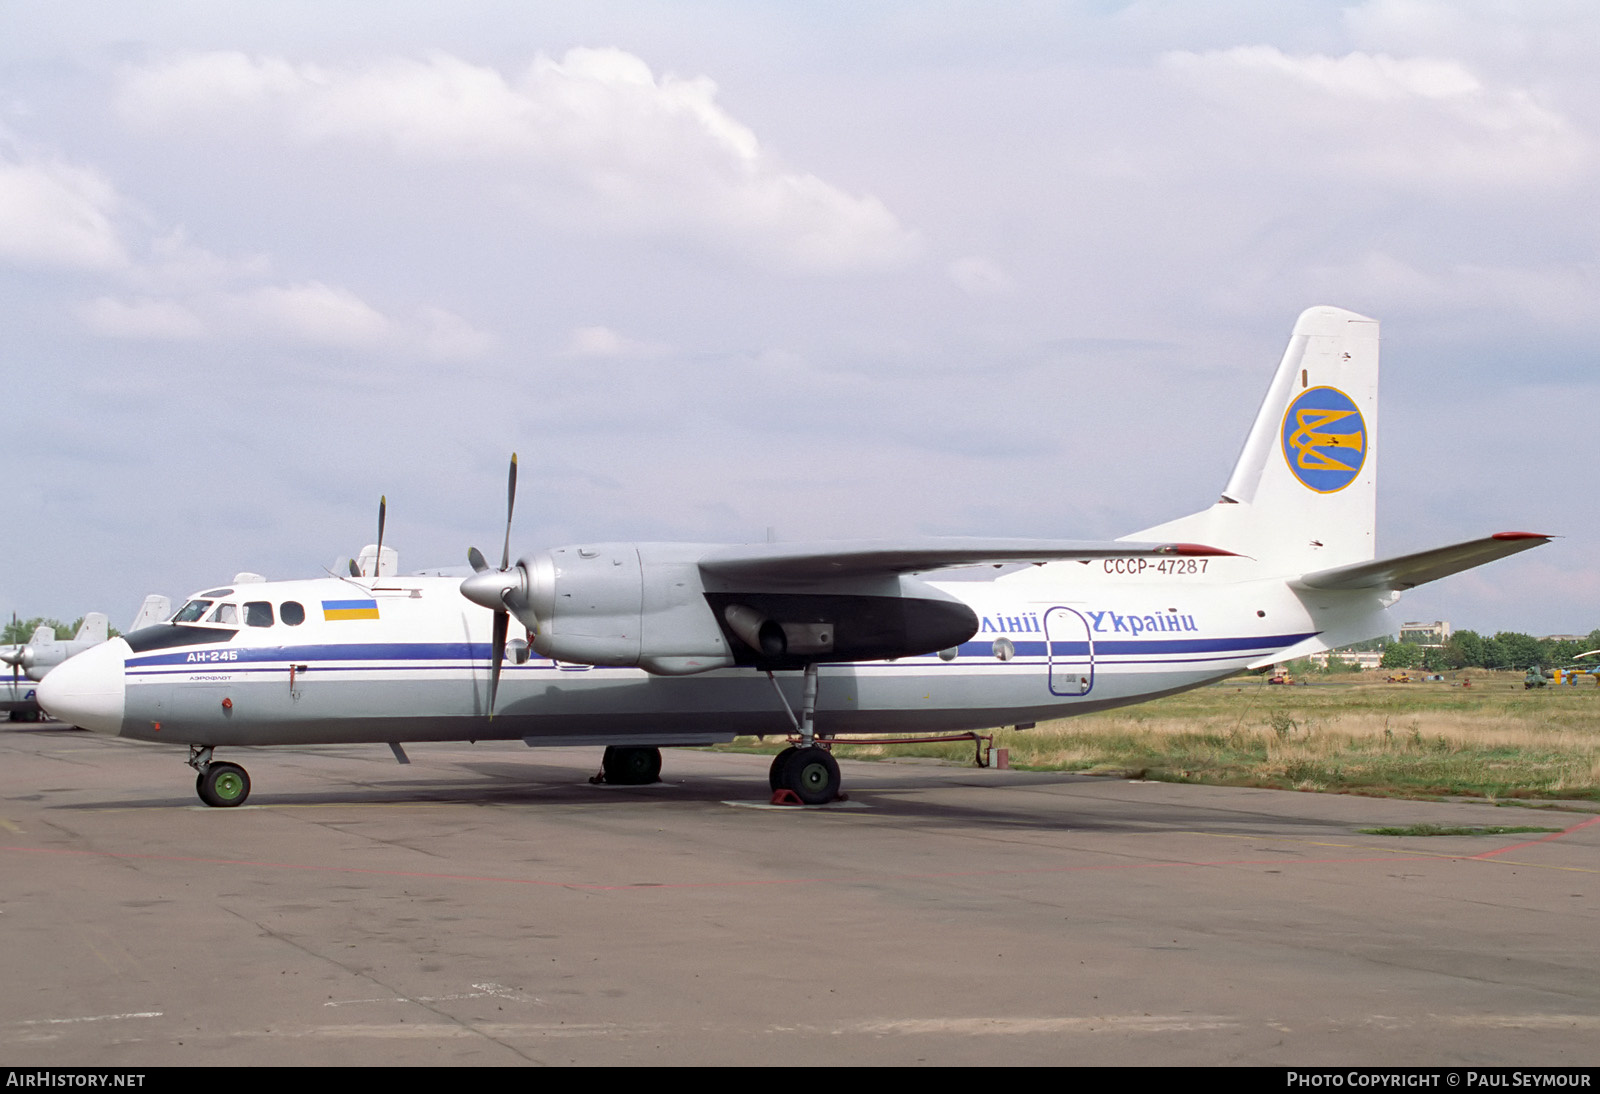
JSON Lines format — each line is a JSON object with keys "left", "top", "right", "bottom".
{"left": 207, "top": 604, "right": 238, "bottom": 625}
{"left": 172, "top": 600, "right": 213, "bottom": 623}
{"left": 245, "top": 602, "right": 274, "bottom": 628}
{"left": 280, "top": 601, "right": 306, "bottom": 626}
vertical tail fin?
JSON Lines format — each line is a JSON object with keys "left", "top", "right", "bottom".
{"left": 128, "top": 595, "right": 172, "bottom": 634}
{"left": 74, "top": 612, "right": 109, "bottom": 644}
{"left": 1125, "top": 306, "right": 1378, "bottom": 575}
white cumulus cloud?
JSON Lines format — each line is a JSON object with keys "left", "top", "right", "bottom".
{"left": 115, "top": 48, "right": 920, "bottom": 273}
{"left": 947, "top": 256, "right": 1013, "bottom": 296}
{"left": 0, "top": 157, "right": 126, "bottom": 270}
{"left": 223, "top": 281, "right": 396, "bottom": 347}
{"left": 1161, "top": 45, "right": 1585, "bottom": 186}
{"left": 81, "top": 282, "right": 497, "bottom": 359}
{"left": 561, "top": 325, "right": 664, "bottom": 359}
{"left": 418, "top": 306, "right": 498, "bottom": 361}
{"left": 79, "top": 295, "right": 204, "bottom": 340}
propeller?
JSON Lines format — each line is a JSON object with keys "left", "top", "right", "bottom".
{"left": 374, "top": 495, "right": 387, "bottom": 577}
{"left": 461, "top": 454, "right": 524, "bottom": 717}
{"left": 346, "top": 495, "right": 390, "bottom": 579}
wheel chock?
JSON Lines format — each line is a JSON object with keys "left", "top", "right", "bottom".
{"left": 769, "top": 788, "right": 804, "bottom": 806}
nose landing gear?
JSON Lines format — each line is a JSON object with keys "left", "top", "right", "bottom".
{"left": 187, "top": 745, "right": 252, "bottom": 807}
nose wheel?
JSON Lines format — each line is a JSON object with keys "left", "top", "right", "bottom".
{"left": 187, "top": 746, "right": 252, "bottom": 807}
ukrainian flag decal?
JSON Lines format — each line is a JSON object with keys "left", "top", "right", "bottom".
{"left": 1280, "top": 386, "right": 1366, "bottom": 493}
{"left": 322, "top": 599, "right": 380, "bottom": 621}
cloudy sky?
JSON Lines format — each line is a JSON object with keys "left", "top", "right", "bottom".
{"left": 3, "top": 1, "right": 1595, "bottom": 636}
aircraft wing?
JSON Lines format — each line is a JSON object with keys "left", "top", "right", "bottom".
{"left": 698, "top": 537, "right": 1231, "bottom": 583}
{"left": 1292, "top": 532, "right": 1551, "bottom": 592}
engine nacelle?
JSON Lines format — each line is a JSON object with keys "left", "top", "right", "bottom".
{"left": 489, "top": 542, "right": 980, "bottom": 676}
{"left": 511, "top": 544, "right": 737, "bottom": 675}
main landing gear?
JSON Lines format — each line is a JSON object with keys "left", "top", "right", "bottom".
{"left": 768, "top": 745, "right": 841, "bottom": 805}
{"left": 765, "top": 663, "right": 843, "bottom": 805}
{"left": 596, "top": 745, "right": 663, "bottom": 786}
{"left": 188, "top": 745, "right": 251, "bottom": 807}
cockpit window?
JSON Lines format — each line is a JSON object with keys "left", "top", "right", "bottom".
{"left": 200, "top": 588, "right": 234, "bottom": 598}
{"left": 206, "top": 604, "right": 238, "bottom": 625}
{"left": 281, "top": 601, "right": 306, "bottom": 626}
{"left": 172, "top": 600, "right": 214, "bottom": 623}
{"left": 244, "top": 602, "right": 274, "bottom": 628}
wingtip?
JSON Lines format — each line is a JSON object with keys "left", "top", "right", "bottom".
{"left": 1491, "top": 531, "right": 1555, "bottom": 541}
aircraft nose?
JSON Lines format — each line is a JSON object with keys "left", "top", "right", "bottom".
{"left": 37, "top": 638, "right": 128, "bottom": 735}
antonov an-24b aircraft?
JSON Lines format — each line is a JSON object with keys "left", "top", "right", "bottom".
{"left": 40, "top": 307, "right": 1547, "bottom": 807}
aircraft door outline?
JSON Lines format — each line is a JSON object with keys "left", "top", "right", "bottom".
{"left": 1044, "top": 606, "right": 1094, "bottom": 697}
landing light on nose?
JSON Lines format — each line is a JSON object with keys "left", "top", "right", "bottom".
{"left": 36, "top": 638, "right": 128, "bottom": 735}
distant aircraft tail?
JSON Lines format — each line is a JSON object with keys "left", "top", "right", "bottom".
{"left": 357, "top": 544, "right": 399, "bottom": 577}
{"left": 127, "top": 595, "right": 172, "bottom": 634}
{"left": 1125, "top": 306, "right": 1379, "bottom": 576}
{"left": 74, "top": 613, "right": 109, "bottom": 644}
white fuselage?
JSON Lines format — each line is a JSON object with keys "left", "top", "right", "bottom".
{"left": 39, "top": 558, "right": 1384, "bottom": 749}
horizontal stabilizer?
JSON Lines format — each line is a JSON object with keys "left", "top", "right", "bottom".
{"left": 700, "top": 538, "right": 1231, "bottom": 583}
{"left": 1292, "top": 532, "right": 1550, "bottom": 592}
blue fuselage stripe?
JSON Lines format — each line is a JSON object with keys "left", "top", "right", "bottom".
{"left": 123, "top": 632, "right": 1316, "bottom": 677}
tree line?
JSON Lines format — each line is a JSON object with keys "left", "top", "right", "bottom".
{"left": 2, "top": 617, "right": 93, "bottom": 644}
{"left": 1365, "top": 630, "right": 1600, "bottom": 673}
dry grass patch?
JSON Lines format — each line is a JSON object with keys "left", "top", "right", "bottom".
{"left": 726, "top": 672, "right": 1600, "bottom": 803}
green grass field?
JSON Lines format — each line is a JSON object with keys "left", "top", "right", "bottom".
{"left": 722, "top": 671, "right": 1600, "bottom": 806}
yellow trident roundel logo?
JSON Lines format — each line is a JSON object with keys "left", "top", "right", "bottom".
{"left": 1280, "top": 386, "right": 1366, "bottom": 493}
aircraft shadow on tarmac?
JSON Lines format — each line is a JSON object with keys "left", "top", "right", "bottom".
{"left": 36, "top": 752, "right": 1369, "bottom": 837}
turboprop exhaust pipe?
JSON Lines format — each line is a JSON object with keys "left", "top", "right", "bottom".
{"left": 724, "top": 604, "right": 787, "bottom": 658}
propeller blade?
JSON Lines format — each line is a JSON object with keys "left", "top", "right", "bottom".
{"left": 348, "top": 558, "right": 361, "bottom": 578}
{"left": 375, "top": 495, "right": 387, "bottom": 578}
{"left": 501, "top": 453, "right": 518, "bottom": 571}
{"left": 465, "top": 453, "right": 522, "bottom": 717}
{"left": 488, "top": 609, "right": 509, "bottom": 718}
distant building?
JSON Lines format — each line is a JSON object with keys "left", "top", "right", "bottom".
{"left": 1308, "top": 649, "right": 1383, "bottom": 670}
{"left": 1398, "top": 621, "right": 1451, "bottom": 648}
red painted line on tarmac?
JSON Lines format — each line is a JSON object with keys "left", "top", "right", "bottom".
{"left": 1468, "top": 814, "right": 1600, "bottom": 860}
{"left": 1, "top": 844, "right": 603, "bottom": 889}
{"left": 0, "top": 843, "right": 1416, "bottom": 892}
